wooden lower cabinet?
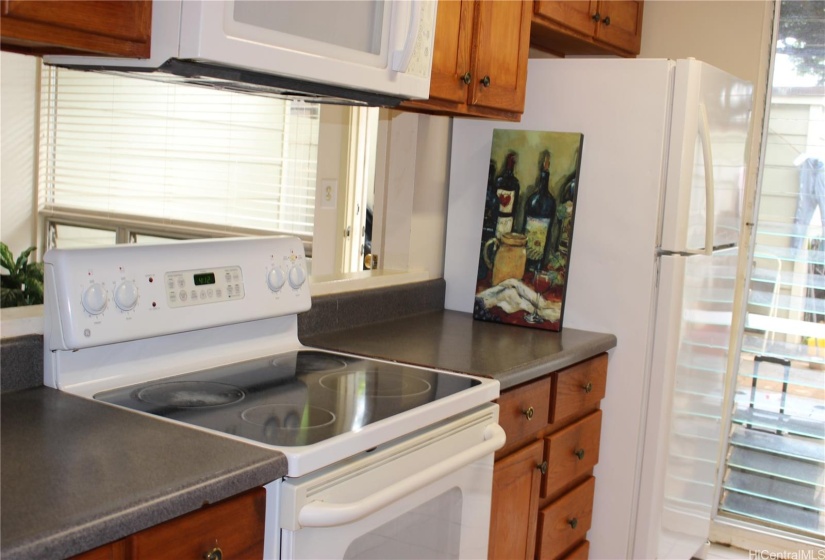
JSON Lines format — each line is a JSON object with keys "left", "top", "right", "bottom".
{"left": 489, "top": 354, "right": 608, "bottom": 560}
{"left": 71, "top": 488, "right": 266, "bottom": 560}
{"left": 537, "top": 477, "right": 596, "bottom": 559}
{"left": 489, "top": 440, "right": 544, "bottom": 560}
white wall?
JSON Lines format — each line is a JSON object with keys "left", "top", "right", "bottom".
{"left": 639, "top": 1, "right": 769, "bottom": 84}
{"left": 0, "top": 52, "right": 39, "bottom": 257}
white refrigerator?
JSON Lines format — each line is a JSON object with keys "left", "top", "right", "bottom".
{"left": 443, "top": 59, "right": 753, "bottom": 559}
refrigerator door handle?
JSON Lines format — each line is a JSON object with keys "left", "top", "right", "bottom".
{"left": 698, "top": 102, "right": 716, "bottom": 256}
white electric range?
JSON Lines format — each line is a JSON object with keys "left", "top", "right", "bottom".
{"left": 43, "top": 236, "right": 503, "bottom": 559}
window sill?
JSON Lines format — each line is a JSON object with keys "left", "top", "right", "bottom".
{"left": 0, "top": 271, "right": 431, "bottom": 339}
{"left": 309, "top": 269, "right": 430, "bottom": 296}
{"left": 0, "top": 304, "right": 45, "bottom": 338}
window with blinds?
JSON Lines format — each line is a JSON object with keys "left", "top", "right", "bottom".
{"left": 38, "top": 66, "right": 320, "bottom": 249}
{"left": 717, "top": 1, "right": 824, "bottom": 541}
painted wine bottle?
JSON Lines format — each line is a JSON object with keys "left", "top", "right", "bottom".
{"left": 478, "top": 160, "right": 499, "bottom": 280}
{"left": 494, "top": 152, "right": 520, "bottom": 239}
{"left": 523, "top": 150, "right": 555, "bottom": 269}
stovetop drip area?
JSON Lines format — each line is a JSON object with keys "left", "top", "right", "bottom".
{"left": 94, "top": 350, "right": 481, "bottom": 447}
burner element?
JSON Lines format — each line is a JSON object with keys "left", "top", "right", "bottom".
{"left": 136, "top": 381, "right": 245, "bottom": 408}
{"left": 319, "top": 371, "right": 432, "bottom": 398}
{"left": 242, "top": 404, "right": 336, "bottom": 430}
{"left": 242, "top": 404, "right": 336, "bottom": 446}
{"left": 293, "top": 351, "right": 348, "bottom": 373}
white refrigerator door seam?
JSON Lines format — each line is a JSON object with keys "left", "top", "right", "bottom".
{"left": 699, "top": 102, "right": 717, "bottom": 255}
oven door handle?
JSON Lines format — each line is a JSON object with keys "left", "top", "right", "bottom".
{"left": 297, "top": 423, "right": 506, "bottom": 528}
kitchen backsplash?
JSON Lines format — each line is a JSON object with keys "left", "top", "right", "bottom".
{"left": 0, "top": 279, "right": 446, "bottom": 393}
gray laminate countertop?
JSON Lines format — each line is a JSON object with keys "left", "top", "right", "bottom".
{"left": 0, "top": 387, "right": 287, "bottom": 560}
{"left": 301, "top": 310, "right": 617, "bottom": 390}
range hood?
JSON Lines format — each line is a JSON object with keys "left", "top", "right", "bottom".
{"left": 59, "top": 59, "right": 406, "bottom": 107}
{"left": 44, "top": 0, "right": 437, "bottom": 107}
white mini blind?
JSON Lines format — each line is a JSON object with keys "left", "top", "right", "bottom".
{"left": 38, "top": 66, "right": 319, "bottom": 239}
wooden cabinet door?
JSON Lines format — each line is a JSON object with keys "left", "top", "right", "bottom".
{"left": 428, "top": 0, "right": 475, "bottom": 104}
{"left": 489, "top": 440, "right": 544, "bottom": 560}
{"left": 533, "top": 1, "right": 598, "bottom": 37}
{"left": 594, "top": 1, "right": 643, "bottom": 54}
{"left": 1, "top": 0, "right": 152, "bottom": 57}
{"left": 469, "top": 0, "right": 532, "bottom": 114}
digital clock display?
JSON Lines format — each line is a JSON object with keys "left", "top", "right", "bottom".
{"left": 193, "top": 272, "right": 216, "bottom": 286}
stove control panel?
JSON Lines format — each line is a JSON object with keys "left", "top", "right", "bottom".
{"left": 44, "top": 236, "right": 311, "bottom": 350}
{"left": 165, "top": 266, "right": 246, "bottom": 308}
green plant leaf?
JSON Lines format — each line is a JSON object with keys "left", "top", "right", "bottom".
{"left": 25, "top": 277, "right": 44, "bottom": 305}
{"left": 15, "top": 247, "right": 35, "bottom": 275}
{"left": 0, "top": 243, "right": 17, "bottom": 274}
{"left": 1, "top": 286, "right": 24, "bottom": 308}
{"left": 0, "top": 244, "right": 44, "bottom": 307}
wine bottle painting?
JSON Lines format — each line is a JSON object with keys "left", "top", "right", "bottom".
{"left": 474, "top": 129, "right": 584, "bottom": 331}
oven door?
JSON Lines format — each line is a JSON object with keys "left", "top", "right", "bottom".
{"left": 273, "top": 404, "right": 504, "bottom": 560}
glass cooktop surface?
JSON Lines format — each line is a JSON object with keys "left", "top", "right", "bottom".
{"left": 94, "top": 350, "right": 480, "bottom": 447}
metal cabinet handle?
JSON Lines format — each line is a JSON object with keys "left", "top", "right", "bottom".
{"left": 522, "top": 406, "right": 535, "bottom": 420}
{"left": 591, "top": 12, "right": 601, "bottom": 22}
{"left": 583, "top": 382, "right": 593, "bottom": 393}
{"left": 538, "top": 461, "right": 548, "bottom": 475}
{"left": 480, "top": 75, "right": 491, "bottom": 87}
{"left": 568, "top": 518, "right": 578, "bottom": 529}
{"left": 602, "top": 16, "right": 611, "bottom": 25}
{"left": 461, "top": 72, "right": 472, "bottom": 85}
{"left": 205, "top": 547, "right": 223, "bottom": 560}
{"left": 574, "top": 448, "right": 585, "bottom": 460}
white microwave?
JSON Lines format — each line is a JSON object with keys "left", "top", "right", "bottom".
{"left": 45, "top": 0, "right": 438, "bottom": 106}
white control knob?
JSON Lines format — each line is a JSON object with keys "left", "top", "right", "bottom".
{"left": 267, "top": 266, "right": 286, "bottom": 292}
{"left": 81, "top": 283, "right": 108, "bottom": 315}
{"left": 288, "top": 265, "right": 306, "bottom": 289}
{"left": 114, "top": 280, "right": 139, "bottom": 311}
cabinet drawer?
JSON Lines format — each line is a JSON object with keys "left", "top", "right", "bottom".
{"left": 543, "top": 410, "right": 602, "bottom": 498}
{"left": 561, "top": 539, "right": 590, "bottom": 559}
{"left": 552, "top": 354, "right": 607, "bottom": 423}
{"left": 130, "top": 488, "right": 266, "bottom": 559}
{"left": 497, "top": 375, "right": 553, "bottom": 452}
{"left": 537, "top": 477, "right": 595, "bottom": 560}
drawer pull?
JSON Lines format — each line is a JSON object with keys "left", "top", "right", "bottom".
{"left": 583, "top": 382, "right": 593, "bottom": 393}
{"left": 522, "top": 406, "right": 535, "bottom": 420}
{"left": 574, "top": 448, "right": 586, "bottom": 460}
{"left": 538, "top": 460, "right": 548, "bottom": 475}
{"left": 461, "top": 71, "right": 472, "bottom": 85}
{"left": 568, "top": 517, "right": 578, "bottom": 529}
{"left": 205, "top": 546, "right": 223, "bottom": 560}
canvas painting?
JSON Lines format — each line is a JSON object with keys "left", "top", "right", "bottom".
{"left": 473, "top": 129, "right": 584, "bottom": 331}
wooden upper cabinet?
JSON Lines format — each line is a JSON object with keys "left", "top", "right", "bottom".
{"left": 469, "top": 0, "right": 532, "bottom": 114}
{"left": 401, "top": 0, "right": 532, "bottom": 121}
{"left": 533, "top": 1, "right": 598, "bottom": 38}
{"left": 1, "top": 0, "right": 152, "bottom": 58}
{"left": 594, "top": 1, "right": 643, "bottom": 55}
{"left": 531, "top": 1, "right": 643, "bottom": 57}
{"left": 428, "top": 0, "right": 475, "bottom": 105}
